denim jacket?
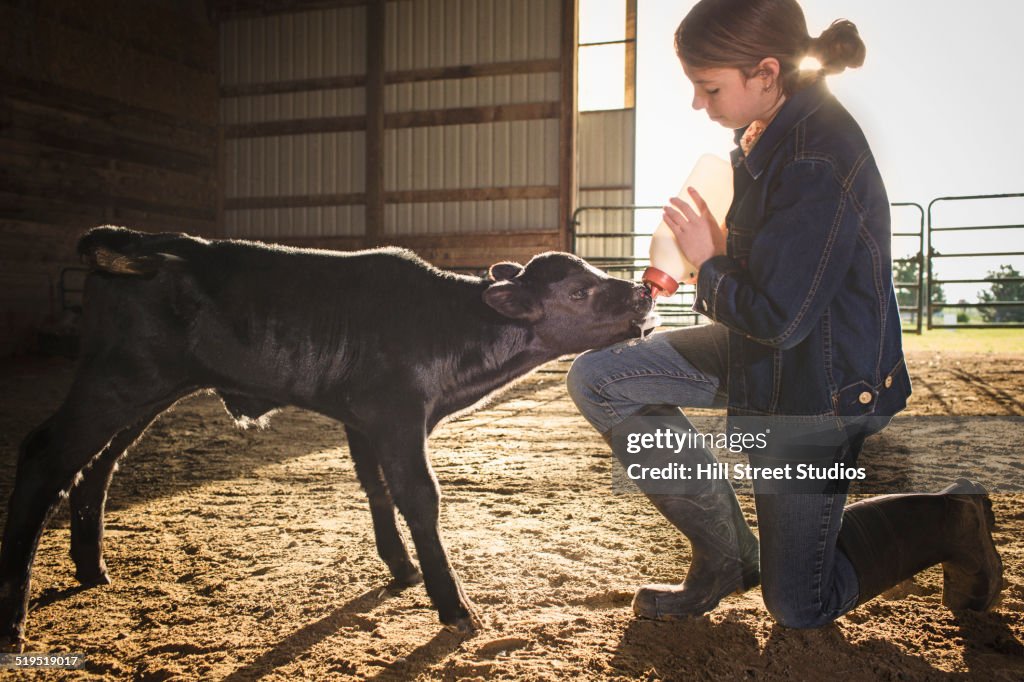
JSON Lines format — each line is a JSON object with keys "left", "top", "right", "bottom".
{"left": 691, "top": 78, "right": 911, "bottom": 423}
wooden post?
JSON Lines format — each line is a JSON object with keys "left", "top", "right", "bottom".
{"left": 365, "top": 0, "right": 386, "bottom": 246}
{"left": 216, "top": 124, "right": 226, "bottom": 237}
{"left": 559, "top": 0, "right": 578, "bottom": 253}
{"left": 625, "top": 0, "right": 637, "bottom": 109}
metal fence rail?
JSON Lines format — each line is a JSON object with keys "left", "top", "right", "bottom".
{"left": 571, "top": 204, "right": 703, "bottom": 327}
{"left": 926, "top": 193, "right": 1024, "bottom": 329}
{"left": 891, "top": 202, "right": 926, "bottom": 334}
{"left": 572, "top": 202, "right": 929, "bottom": 331}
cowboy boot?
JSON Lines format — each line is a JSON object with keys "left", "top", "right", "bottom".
{"left": 838, "top": 478, "right": 1003, "bottom": 611}
{"left": 607, "top": 405, "right": 760, "bottom": 620}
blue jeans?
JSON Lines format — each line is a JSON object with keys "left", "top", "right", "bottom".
{"left": 567, "top": 324, "right": 861, "bottom": 628}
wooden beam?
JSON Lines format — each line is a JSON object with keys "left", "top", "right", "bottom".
{"left": 219, "top": 59, "right": 562, "bottom": 98}
{"left": 364, "top": 0, "right": 385, "bottom": 244}
{"left": 225, "top": 192, "right": 366, "bottom": 210}
{"left": 224, "top": 186, "right": 559, "bottom": 211}
{"left": 0, "top": 191, "right": 216, "bottom": 234}
{"left": 210, "top": 0, "right": 369, "bottom": 21}
{"left": 625, "top": 0, "right": 637, "bottom": 109}
{"left": 385, "top": 102, "right": 560, "bottom": 129}
{"left": 6, "top": 124, "right": 213, "bottom": 175}
{"left": 386, "top": 59, "right": 561, "bottom": 85}
{"left": 385, "top": 186, "right": 560, "bottom": 204}
{"left": 221, "top": 74, "right": 367, "bottom": 98}
{"left": 559, "top": 0, "right": 579, "bottom": 252}
{"left": 223, "top": 102, "right": 560, "bottom": 139}
{"left": 223, "top": 115, "right": 366, "bottom": 139}
{"left": 578, "top": 184, "right": 635, "bottom": 193}
{"left": 216, "top": 124, "right": 227, "bottom": 237}
{"left": 1, "top": 177, "right": 217, "bottom": 223}
{"left": 0, "top": 71, "right": 217, "bottom": 139}
{"left": 7, "top": 0, "right": 218, "bottom": 75}
{"left": 0, "top": 6, "right": 218, "bottom": 125}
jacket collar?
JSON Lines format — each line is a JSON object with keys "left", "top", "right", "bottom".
{"left": 730, "top": 76, "right": 831, "bottom": 180}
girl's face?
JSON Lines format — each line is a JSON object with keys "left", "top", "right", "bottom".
{"left": 682, "top": 61, "right": 782, "bottom": 130}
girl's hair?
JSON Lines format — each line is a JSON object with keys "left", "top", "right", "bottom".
{"left": 675, "top": 0, "right": 865, "bottom": 95}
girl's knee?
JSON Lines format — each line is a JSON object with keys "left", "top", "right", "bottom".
{"left": 566, "top": 351, "right": 602, "bottom": 406}
{"left": 761, "top": 584, "right": 839, "bottom": 630}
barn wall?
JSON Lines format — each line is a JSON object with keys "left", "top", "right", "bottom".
{"left": 0, "top": 0, "right": 219, "bottom": 356}
{"left": 577, "top": 108, "right": 635, "bottom": 263}
{"left": 219, "top": 0, "right": 575, "bottom": 270}
{"left": 220, "top": 4, "right": 368, "bottom": 240}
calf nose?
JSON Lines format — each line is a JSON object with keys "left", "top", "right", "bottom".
{"left": 633, "top": 283, "right": 654, "bottom": 311}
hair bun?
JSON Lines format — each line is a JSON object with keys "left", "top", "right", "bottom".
{"left": 810, "top": 19, "right": 866, "bottom": 74}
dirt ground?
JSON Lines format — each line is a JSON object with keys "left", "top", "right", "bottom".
{"left": 0, "top": 347, "right": 1022, "bottom": 681}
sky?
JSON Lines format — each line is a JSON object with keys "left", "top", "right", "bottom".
{"left": 626, "top": 0, "right": 1024, "bottom": 304}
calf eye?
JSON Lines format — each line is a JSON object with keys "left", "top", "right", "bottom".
{"left": 569, "top": 287, "right": 591, "bottom": 301}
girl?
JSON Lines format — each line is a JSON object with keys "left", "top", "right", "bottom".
{"left": 567, "top": 0, "right": 1002, "bottom": 628}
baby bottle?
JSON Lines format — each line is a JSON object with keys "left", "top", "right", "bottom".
{"left": 642, "top": 154, "right": 734, "bottom": 298}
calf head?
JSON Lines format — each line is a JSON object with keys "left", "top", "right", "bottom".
{"left": 482, "top": 252, "right": 655, "bottom": 354}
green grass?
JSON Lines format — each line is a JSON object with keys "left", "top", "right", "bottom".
{"left": 901, "top": 327, "right": 1024, "bottom": 354}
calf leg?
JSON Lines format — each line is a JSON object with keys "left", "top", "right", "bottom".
{"left": 344, "top": 426, "right": 421, "bottom": 586}
{"left": 370, "top": 427, "right": 479, "bottom": 634}
{"left": 69, "top": 408, "right": 169, "bottom": 586}
{"left": 0, "top": 365, "right": 189, "bottom": 645}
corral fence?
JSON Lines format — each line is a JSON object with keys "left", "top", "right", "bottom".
{"left": 572, "top": 193, "right": 1024, "bottom": 331}
{"left": 926, "top": 193, "right": 1024, "bottom": 329}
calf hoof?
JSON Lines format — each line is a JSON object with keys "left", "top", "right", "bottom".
{"left": 75, "top": 567, "right": 112, "bottom": 587}
{"left": 1, "top": 636, "right": 25, "bottom": 654}
{"left": 385, "top": 557, "right": 425, "bottom": 589}
{"left": 387, "top": 563, "right": 423, "bottom": 589}
{"left": 0, "top": 622, "right": 25, "bottom": 653}
{"left": 441, "top": 603, "right": 482, "bottom": 635}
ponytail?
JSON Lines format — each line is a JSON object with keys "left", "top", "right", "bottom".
{"left": 809, "top": 19, "right": 866, "bottom": 75}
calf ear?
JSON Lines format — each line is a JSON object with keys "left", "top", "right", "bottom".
{"left": 482, "top": 280, "right": 543, "bottom": 322}
{"left": 488, "top": 261, "right": 524, "bottom": 281}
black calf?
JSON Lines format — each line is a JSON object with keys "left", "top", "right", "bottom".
{"left": 0, "top": 226, "right": 654, "bottom": 646}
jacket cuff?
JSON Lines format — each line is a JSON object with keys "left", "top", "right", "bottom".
{"left": 693, "top": 255, "right": 741, "bottom": 319}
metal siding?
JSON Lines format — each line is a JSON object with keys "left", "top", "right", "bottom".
{"left": 384, "top": 119, "right": 557, "bottom": 193}
{"left": 226, "top": 132, "right": 366, "bottom": 196}
{"left": 222, "top": 1, "right": 564, "bottom": 242}
{"left": 578, "top": 109, "right": 634, "bottom": 188}
{"left": 385, "top": 199, "right": 556, "bottom": 235}
{"left": 221, "top": 6, "right": 368, "bottom": 239}
{"left": 387, "top": 0, "right": 560, "bottom": 71}
{"left": 384, "top": 73, "right": 558, "bottom": 112}
{"left": 226, "top": 206, "right": 366, "bottom": 239}
{"left": 221, "top": 90, "right": 366, "bottom": 125}
{"left": 576, "top": 110, "right": 636, "bottom": 262}
{"left": 220, "top": 7, "right": 366, "bottom": 85}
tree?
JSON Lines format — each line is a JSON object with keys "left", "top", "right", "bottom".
{"left": 893, "top": 259, "right": 919, "bottom": 309}
{"left": 978, "top": 265, "right": 1024, "bottom": 323}
{"left": 892, "top": 257, "right": 945, "bottom": 309}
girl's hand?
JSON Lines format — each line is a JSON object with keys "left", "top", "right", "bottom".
{"left": 662, "top": 187, "right": 727, "bottom": 272}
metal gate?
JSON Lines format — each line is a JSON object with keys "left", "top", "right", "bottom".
{"left": 572, "top": 202, "right": 928, "bottom": 331}
{"left": 926, "top": 193, "right": 1024, "bottom": 329}
{"left": 571, "top": 204, "right": 701, "bottom": 327}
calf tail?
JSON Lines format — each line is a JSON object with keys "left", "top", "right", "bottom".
{"left": 78, "top": 226, "right": 167, "bottom": 276}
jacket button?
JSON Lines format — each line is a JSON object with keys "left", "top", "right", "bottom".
{"left": 884, "top": 376, "right": 893, "bottom": 389}
{"left": 858, "top": 391, "right": 873, "bottom": 405}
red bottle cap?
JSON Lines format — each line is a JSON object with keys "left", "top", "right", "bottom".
{"left": 642, "top": 266, "right": 679, "bottom": 297}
